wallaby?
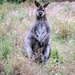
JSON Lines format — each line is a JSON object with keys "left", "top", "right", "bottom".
{"left": 24, "top": 0, "right": 52, "bottom": 63}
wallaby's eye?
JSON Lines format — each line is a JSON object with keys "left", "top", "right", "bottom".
{"left": 42, "top": 10, "right": 44, "bottom": 11}
{"left": 37, "top": 9, "right": 39, "bottom": 11}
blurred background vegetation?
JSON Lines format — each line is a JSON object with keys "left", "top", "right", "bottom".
{"left": 0, "top": 0, "right": 49, "bottom": 4}
{"left": 0, "top": 0, "right": 74, "bottom": 4}
{"left": 0, "top": 0, "right": 75, "bottom": 75}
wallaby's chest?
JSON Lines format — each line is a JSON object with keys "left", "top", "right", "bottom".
{"left": 35, "top": 23, "right": 47, "bottom": 41}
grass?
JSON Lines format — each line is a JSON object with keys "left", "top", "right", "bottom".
{"left": 5, "top": 56, "right": 13, "bottom": 75}
{"left": 0, "top": 2, "right": 75, "bottom": 75}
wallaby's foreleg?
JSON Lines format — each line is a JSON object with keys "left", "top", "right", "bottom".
{"left": 40, "top": 33, "right": 50, "bottom": 46}
{"left": 31, "top": 33, "right": 40, "bottom": 42}
{"left": 40, "top": 41, "right": 51, "bottom": 63}
{"left": 41, "top": 33, "right": 50, "bottom": 43}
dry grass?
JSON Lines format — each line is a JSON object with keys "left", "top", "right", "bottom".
{"left": 0, "top": 2, "right": 75, "bottom": 75}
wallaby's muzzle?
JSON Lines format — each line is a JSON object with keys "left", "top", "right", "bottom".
{"left": 37, "top": 11, "right": 45, "bottom": 17}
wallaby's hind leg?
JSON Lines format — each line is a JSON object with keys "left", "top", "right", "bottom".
{"left": 24, "top": 42, "right": 33, "bottom": 59}
{"left": 40, "top": 40, "right": 51, "bottom": 63}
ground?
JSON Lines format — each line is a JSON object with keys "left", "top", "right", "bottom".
{"left": 0, "top": 2, "right": 75, "bottom": 75}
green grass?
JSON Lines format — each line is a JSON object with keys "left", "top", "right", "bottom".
{"left": 5, "top": 56, "right": 13, "bottom": 75}
{"left": 51, "top": 47, "right": 64, "bottom": 63}
{"left": 0, "top": 2, "right": 75, "bottom": 75}
{"left": 1, "top": 39, "right": 12, "bottom": 59}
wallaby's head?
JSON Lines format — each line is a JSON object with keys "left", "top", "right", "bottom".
{"left": 34, "top": 0, "right": 50, "bottom": 18}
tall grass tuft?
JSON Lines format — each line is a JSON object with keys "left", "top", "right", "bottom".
{"left": 5, "top": 55, "right": 13, "bottom": 75}
{"left": 52, "top": 19, "right": 72, "bottom": 40}
{"left": 0, "top": 38, "right": 12, "bottom": 59}
{"left": 51, "top": 48, "right": 64, "bottom": 63}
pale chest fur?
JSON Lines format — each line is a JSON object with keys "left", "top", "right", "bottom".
{"left": 34, "top": 22, "right": 47, "bottom": 41}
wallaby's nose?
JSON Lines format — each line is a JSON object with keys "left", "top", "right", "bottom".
{"left": 39, "top": 11, "right": 42, "bottom": 16}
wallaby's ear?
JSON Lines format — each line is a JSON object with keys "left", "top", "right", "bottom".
{"left": 34, "top": 0, "right": 40, "bottom": 7}
{"left": 43, "top": 2, "right": 50, "bottom": 8}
